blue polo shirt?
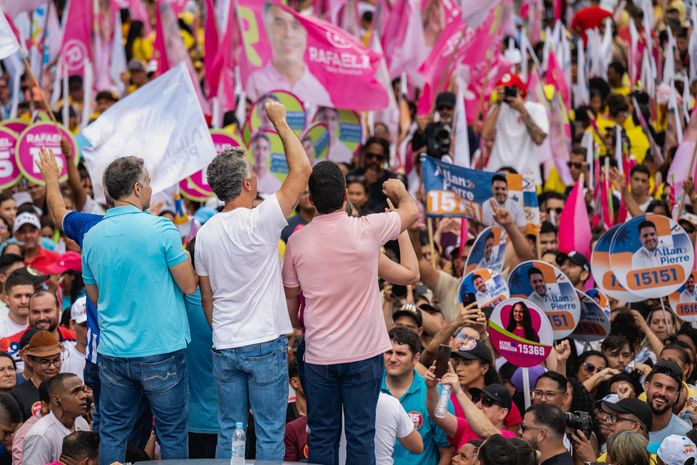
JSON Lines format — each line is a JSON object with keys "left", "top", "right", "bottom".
{"left": 63, "top": 211, "right": 102, "bottom": 365}
{"left": 381, "top": 370, "right": 450, "bottom": 465}
{"left": 82, "top": 206, "right": 190, "bottom": 358}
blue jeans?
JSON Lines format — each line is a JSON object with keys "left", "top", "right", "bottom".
{"left": 305, "top": 354, "right": 383, "bottom": 465}
{"left": 83, "top": 360, "right": 100, "bottom": 433}
{"left": 212, "top": 336, "right": 288, "bottom": 461}
{"left": 98, "top": 350, "right": 189, "bottom": 465}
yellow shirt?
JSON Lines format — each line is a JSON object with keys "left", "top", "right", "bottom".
{"left": 623, "top": 117, "right": 650, "bottom": 163}
{"left": 131, "top": 37, "right": 153, "bottom": 62}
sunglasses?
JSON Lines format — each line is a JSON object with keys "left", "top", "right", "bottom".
{"left": 471, "top": 391, "right": 500, "bottom": 408}
{"left": 581, "top": 362, "right": 603, "bottom": 374}
{"left": 546, "top": 207, "right": 563, "bottom": 215}
{"left": 567, "top": 161, "right": 586, "bottom": 169}
{"left": 365, "top": 152, "right": 384, "bottom": 161}
{"left": 520, "top": 423, "right": 544, "bottom": 433}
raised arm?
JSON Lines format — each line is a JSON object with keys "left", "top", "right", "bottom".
{"left": 267, "top": 102, "right": 313, "bottom": 217}
{"left": 61, "top": 138, "right": 87, "bottom": 211}
{"left": 378, "top": 199, "right": 420, "bottom": 285}
{"left": 492, "top": 203, "right": 533, "bottom": 262}
{"left": 382, "top": 179, "right": 418, "bottom": 233}
{"left": 36, "top": 148, "right": 69, "bottom": 230}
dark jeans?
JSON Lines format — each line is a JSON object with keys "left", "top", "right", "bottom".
{"left": 84, "top": 360, "right": 101, "bottom": 433}
{"left": 305, "top": 354, "right": 383, "bottom": 465}
{"left": 188, "top": 432, "right": 218, "bottom": 459}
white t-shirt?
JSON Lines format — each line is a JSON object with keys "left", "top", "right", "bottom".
{"left": 375, "top": 392, "right": 415, "bottom": 465}
{"left": 194, "top": 194, "right": 292, "bottom": 349}
{"left": 486, "top": 102, "right": 549, "bottom": 184}
{"left": 22, "top": 412, "right": 89, "bottom": 465}
{"left": 60, "top": 344, "right": 85, "bottom": 381}
{"left": 0, "top": 313, "right": 26, "bottom": 339}
{"left": 481, "top": 197, "right": 526, "bottom": 228}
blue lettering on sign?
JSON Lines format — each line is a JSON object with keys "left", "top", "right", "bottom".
{"left": 340, "top": 124, "right": 361, "bottom": 143}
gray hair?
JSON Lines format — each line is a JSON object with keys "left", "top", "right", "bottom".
{"left": 206, "top": 147, "right": 250, "bottom": 202}
{"left": 102, "top": 156, "right": 146, "bottom": 201}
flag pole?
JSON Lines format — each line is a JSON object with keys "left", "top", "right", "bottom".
{"left": 21, "top": 56, "right": 58, "bottom": 123}
{"left": 427, "top": 217, "right": 437, "bottom": 269}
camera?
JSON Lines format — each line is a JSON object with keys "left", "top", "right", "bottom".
{"left": 504, "top": 86, "right": 518, "bottom": 99}
{"left": 565, "top": 411, "right": 593, "bottom": 440}
{"left": 424, "top": 122, "right": 452, "bottom": 159}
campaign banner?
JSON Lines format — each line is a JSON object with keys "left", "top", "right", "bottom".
{"left": 247, "top": 129, "right": 287, "bottom": 194}
{"left": 669, "top": 270, "right": 697, "bottom": 322}
{"left": 15, "top": 123, "right": 77, "bottom": 185}
{"left": 591, "top": 225, "right": 643, "bottom": 303}
{"left": 459, "top": 268, "right": 509, "bottom": 315}
{"left": 235, "top": 0, "right": 388, "bottom": 110}
{"left": 572, "top": 290, "right": 611, "bottom": 342}
{"left": 301, "top": 123, "right": 330, "bottom": 165}
{"left": 0, "top": 127, "right": 19, "bottom": 190}
{"left": 311, "top": 107, "right": 362, "bottom": 163}
{"left": 421, "top": 155, "right": 540, "bottom": 229}
{"left": 0, "top": 119, "right": 28, "bottom": 135}
{"left": 488, "top": 298, "right": 554, "bottom": 368}
{"left": 465, "top": 226, "right": 506, "bottom": 275}
{"left": 242, "top": 90, "right": 306, "bottom": 145}
{"left": 185, "top": 130, "right": 245, "bottom": 199}
{"left": 609, "top": 214, "right": 694, "bottom": 298}
{"left": 586, "top": 288, "right": 611, "bottom": 318}
{"left": 508, "top": 260, "right": 581, "bottom": 340}
{"left": 180, "top": 177, "right": 212, "bottom": 202}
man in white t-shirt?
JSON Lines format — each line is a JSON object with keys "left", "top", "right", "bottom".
{"left": 632, "top": 220, "right": 664, "bottom": 270}
{"left": 0, "top": 271, "right": 35, "bottom": 338}
{"left": 480, "top": 175, "right": 526, "bottom": 230}
{"left": 680, "top": 275, "right": 697, "bottom": 303}
{"left": 60, "top": 298, "right": 86, "bottom": 381}
{"left": 375, "top": 392, "right": 423, "bottom": 464}
{"left": 483, "top": 72, "right": 549, "bottom": 185}
{"left": 194, "top": 101, "right": 311, "bottom": 461}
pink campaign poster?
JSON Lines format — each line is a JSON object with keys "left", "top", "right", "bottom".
{"left": 235, "top": 0, "right": 388, "bottom": 110}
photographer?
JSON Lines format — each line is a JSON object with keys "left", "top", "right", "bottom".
{"left": 483, "top": 73, "right": 548, "bottom": 184}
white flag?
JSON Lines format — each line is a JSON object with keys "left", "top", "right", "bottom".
{"left": 452, "top": 82, "right": 470, "bottom": 168}
{"left": 81, "top": 63, "right": 216, "bottom": 202}
{"left": 0, "top": 9, "right": 22, "bottom": 60}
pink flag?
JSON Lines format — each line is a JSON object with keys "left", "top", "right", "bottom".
{"left": 1, "top": 0, "right": 47, "bottom": 17}
{"left": 559, "top": 178, "right": 591, "bottom": 258}
{"left": 60, "top": 0, "right": 94, "bottom": 77}
{"left": 382, "top": 0, "right": 428, "bottom": 81}
{"left": 235, "top": 0, "right": 388, "bottom": 110}
{"left": 127, "top": 0, "right": 152, "bottom": 35}
{"left": 545, "top": 50, "right": 570, "bottom": 109}
{"left": 668, "top": 107, "right": 697, "bottom": 196}
{"left": 203, "top": 0, "right": 220, "bottom": 97}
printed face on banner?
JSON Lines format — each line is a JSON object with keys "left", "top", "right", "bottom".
{"left": 236, "top": 0, "right": 387, "bottom": 110}
{"left": 585, "top": 288, "right": 611, "bottom": 318}
{"left": 459, "top": 268, "right": 510, "bottom": 314}
{"left": 311, "top": 107, "right": 361, "bottom": 164}
{"left": 591, "top": 225, "right": 644, "bottom": 302}
{"left": 488, "top": 298, "right": 553, "bottom": 368}
{"left": 465, "top": 226, "right": 507, "bottom": 275}
{"left": 0, "top": 128, "right": 21, "bottom": 190}
{"left": 15, "top": 123, "right": 77, "bottom": 185}
{"left": 300, "top": 123, "right": 330, "bottom": 165}
{"left": 669, "top": 271, "right": 697, "bottom": 323}
{"left": 572, "top": 290, "right": 611, "bottom": 342}
{"left": 508, "top": 260, "right": 581, "bottom": 340}
{"left": 609, "top": 214, "right": 694, "bottom": 298}
{"left": 243, "top": 90, "right": 306, "bottom": 144}
{"left": 247, "top": 129, "right": 287, "bottom": 194}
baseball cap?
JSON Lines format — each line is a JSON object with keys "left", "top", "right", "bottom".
{"left": 679, "top": 214, "right": 697, "bottom": 233}
{"left": 451, "top": 339, "right": 493, "bottom": 364}
{"left": 393, "top": 305, "right": 423, "bottom": 327}
{"left": 11, "top": 266, "right": 48, "bottom": 286}
{"left": 45, "top": 251, "right": 82, "bottom": 275}
{"left": 13, "top": 212, "right": 40, "bottom": 233}
{"left": 556, "top": 251, "right": 590, "bottom": 274}
{"left": 652, "top": 435, "right": 697, "bottom": 463}
{"left": 497, "top": 72, "right": 527, "bottom": 97}
{"left": 601, "top": 397, "right": 653, "bottom": 432}
{"left": 435, "top": 92, "right": 456, "bottom": 109}
{"left": 23, "top": 330, "right": 62, "bottom": 358}
{"left": 647, "top": 360, "right": 683, "bottom": 387}
{"left": 128, "top": 59, "right": 146, "bottom": 72}
{"left": 470, "top": 383, "right": 512, "bottom": 410}
{"left": 70, "top": 296, "right": 87, "bottom": 325}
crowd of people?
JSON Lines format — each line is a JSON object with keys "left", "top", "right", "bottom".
{"left": 3, "top": 0, "right": 697, "bottom": 464}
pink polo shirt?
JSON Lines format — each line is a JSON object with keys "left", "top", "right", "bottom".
{"left": 283, "top": 210, "right": 401, "bottom": 365}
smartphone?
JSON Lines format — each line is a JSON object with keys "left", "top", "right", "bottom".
{"left": 504, "top": 86, "right": 517, "bottom": 99}
{"left": 392, "top": 284, "right": 407, "bottom": 299}
{"left": 434, "top": 344, "right": 452, "bottom": 378}
{"left": 462, "top": 292, "right": 477, "bottom": 307}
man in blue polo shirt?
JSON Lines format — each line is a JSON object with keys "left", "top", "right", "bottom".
{"left": 81, "top": 156, "right": 197, "bottom": 465}
{"left": 382, "top": 327, "right": 453, "bottom": 465}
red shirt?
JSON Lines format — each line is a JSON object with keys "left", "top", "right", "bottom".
{"left": 284, "top": 416, "right": 308, "bottom": 461}
{"left": 24, "top": 247, "right": 60, "bottom": 275}
{"left": 571, "top": 6, "right": 613, "bottom": 42}
{"left": 450, "top": 417, "right": 517, "bottom": 449}
{"left": 450, "top": 390, "right": 523, "bottom": 429}
{"left": 0, "top": 326, "right": 77, "bottom": 358}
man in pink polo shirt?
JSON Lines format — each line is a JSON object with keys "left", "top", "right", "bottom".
{"left": 282, "top": 161, "right": 418, "bottom": 465}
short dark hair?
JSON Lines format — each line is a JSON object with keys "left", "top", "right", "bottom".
{"left": 608, "top": 61, "right": 626, "bottom": 75}
{"left": 630, "top": 164, "right": 650, "bottom": 178}
{"left": 46, "top": 373, "right": 79, "bottom": 398}
{"left": 309, "top": 161, "right": 346, "bottom": 214}
{"left": 388, "top": 326, "right": 421, "bottom": 355}
{"left": 535, "top": 371, "right": 568, "bottom": 392}
{"left": 29, "top": 289, "right": 59, "bottom": 309}
{"left": 570, "top": 144, "right": 587, "bottom": 157}
{"left": 638, "top": 220, "right": 656, "bottom": 234}
{"left": 540, "top": 221, "right": 558, "bottom": 235}
{"left": 102, "top": 156, "right": 146, "bottom": 201}
{"left": 661, "top": 344, "right": 691, "bottom": 366}
{"left": 528, "top": 267, "right": 543, "bottom": 279}
{"left": 0, "top": 393, "right": 21, "bottom": 425}
{"left": 38, "top": 379, "right": 50, "bottom": 404}
{"left": 478, "top": 434, "right": 517, "bottom": 465}
{"left": 492, "top": 174, "right": 507, "bottom": 185}
{"left": 5, "top": 269, "right": 35, "bottom": 293}
{"left": 363, "top": 136, "right": 389, "bottom": 157}
{"left": 61, "top": 431, "right": 99, "bottom": 462}
{"left": 509, "top": 437, "right": 537, "bottom": 465}
{"left": 602, "top": 334, "right": 632, "bottom": 353}
{"left": 526, "top": 403, "right": 566, "bottom": 437}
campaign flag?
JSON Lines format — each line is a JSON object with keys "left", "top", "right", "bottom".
{"left": 559, "top": 178, "right": 591, "bottom": 257}
{"left": 81, "top": 64, "right": 216, "bottom": 202}
{"left": 0, "top": 9, "right": 23, "bottom": 59}
{"left": 60, "top": 0, "right": 94, "bottom": 76}
{"left": 421, "top": 155, "right": 539, "bottom": 229}
{"left": 1, "top": 0, "right": 47, "bottom": 17}
{"left": 235, "top": 0, "right": 387, "bottom": 110}
{"left": 382, "top": 0, "right": 427, "bottom": 81}
{"left": 668, "top": 107, "right": 697, "bottom": 196}
{"left": 461, "top": 0, "right": 500, "bottom": 28}
{"left": 204, "top": 0, "right": 221, "bottom": 97}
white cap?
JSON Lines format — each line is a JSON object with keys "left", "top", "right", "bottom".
{"left": 70, "top": 296, "right": 87, "bottom": 324}
{"left": 657, "top": 435, "right": 697, "bottom": 465}
{"left": 13, "top": 211, "right": 41, "bottom": 233}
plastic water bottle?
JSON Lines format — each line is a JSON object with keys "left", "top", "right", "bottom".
{"left": 231, "top": 422, "right": 245, "bottom": 465}
{"left": 434, "top": 384, "right": 452, "bottom": 418}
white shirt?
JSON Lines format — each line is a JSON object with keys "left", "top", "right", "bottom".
{"left": 527, "top": 291, "right": 548, "bottom": 311}
{"left": 0, "top": 313, "right": 26, "bottom": 338}
{"left": 481, "top": 197, "right": 526, "bottom": 228}
{"left": 60, "top": 344, "right": 86, "bottom": 381}
{"left": 194, "top": 194, "right": 292, "bottom": 349}
{"left": 680, "top": 289, "right": 697, "bottom": 304}
{"left": 22, "top": 412, "right": 89, "bottom": 465}
{"left": 477, "top": 253, "right": 503, "bottom": 271}
{"left": 246, "top": 62, "right": 333, "bottom": 107}
{"left": 375, "top": 392, "right": 414, "bottom": 465}
{"left": 631, "top": 246, "right": 663, "bottom": 270}
{"left": 486, "top": 102, "right": 549, "bottom": 184}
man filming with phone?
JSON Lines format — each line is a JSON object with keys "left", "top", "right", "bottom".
{"left": 483, "top": 72, "right": 548, "bottom": 185}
